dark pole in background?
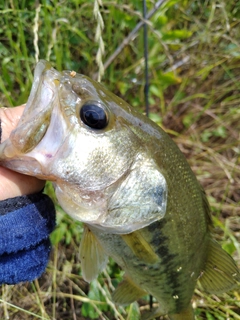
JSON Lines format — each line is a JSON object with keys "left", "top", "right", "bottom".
{"left": 143, "top": 0, "right": 149, "bottom": 118}
{"left": 143, "top": 0, "right": 153, "bottom": 309}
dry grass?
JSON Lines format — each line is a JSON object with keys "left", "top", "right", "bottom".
{"left": 0, "top": 0, "right": 240, "bottom": 319}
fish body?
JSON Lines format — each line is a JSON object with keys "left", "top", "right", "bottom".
{"left": 0, "top": 60, "right": 239, "bottom": 320}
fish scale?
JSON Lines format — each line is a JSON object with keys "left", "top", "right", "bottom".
{"left": 91, "top": 221, "right": 193, "bottom": 315}
{"left": 0, "top": 60, "right": 239, "bottom": 320}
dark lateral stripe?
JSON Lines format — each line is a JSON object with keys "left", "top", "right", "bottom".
{"left": 148, "top": 220, "right": 186, "bottom": 312}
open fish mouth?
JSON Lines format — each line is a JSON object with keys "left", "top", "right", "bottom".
{"left": 0, "top": 61, "right": 70, "bottom": 178}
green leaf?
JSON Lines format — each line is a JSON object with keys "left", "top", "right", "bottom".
{"left": 201, "top": 130, "right": 212, "bottom": 142}
{"left": 162, "top": 29, "right": 193, "bottom": 41}
{"left": 81, "top": 302, "right": 99, "bottom": 319}
{"left": 81, "top": 280, "right": 107, "bottom": 318}
{"left": 206, "top": 312, "right": 216, "bottom": 320}
{"left": 50, "top": 223, "right": 67, "bottom": 245}
{"left": 222, "top": 241, "right": 237, "bottom": 255}
{"left": 126, "top": 302, "right": 140, "bottom": 320}
{"left": 213, "top": 126, "right": 227, "bottom": 138}
{"left": 150, "top": 84, "right": 162, "bottom": 98}
{"left": 149, "top": 112, "right": 162, "bottom": 124}
{"left": 65, "top": 230, "right": 72, "bottom": 245}
{"left": 183, "top": 113, "right": 194, "bottom": 128}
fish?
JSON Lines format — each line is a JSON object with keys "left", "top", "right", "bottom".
{"left": 0, "top": 60, "right": 239, "bottom": 320}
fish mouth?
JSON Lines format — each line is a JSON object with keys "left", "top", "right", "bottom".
{"left": 0, "top": 60, "right": 68, "bottom": 179}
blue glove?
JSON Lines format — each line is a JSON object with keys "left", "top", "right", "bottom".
{"left": 0, "top": 192, "right": 56, "bottom": 284}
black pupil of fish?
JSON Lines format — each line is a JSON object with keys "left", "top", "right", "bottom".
{"left": 80, "top": 104, "right": 108, "bottom": 129}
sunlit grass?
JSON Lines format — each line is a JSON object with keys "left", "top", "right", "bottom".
{"left": 0, "top": 0, "right": 240, "bottom": 319}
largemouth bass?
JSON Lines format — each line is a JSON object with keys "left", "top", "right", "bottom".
{"left": 0, "top": 60, "right": 239, "bottom": 320}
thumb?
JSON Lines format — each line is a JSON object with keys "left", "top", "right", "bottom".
{"left": 0, "top": 105, "right": 25, "bottom": 142}
{"left": 0, "top": 105, "right": 45, "bottom": 200}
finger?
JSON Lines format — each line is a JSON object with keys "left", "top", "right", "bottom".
{"left": 0, "top": 105, "right": 25, "bottom": 142}
{"left": 0, "top": 167, "right": 45, "bottom": 200}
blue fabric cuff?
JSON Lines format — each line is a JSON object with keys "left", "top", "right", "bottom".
{"left": 0, "top": 192, "right": 56, "bottom": 284}
{"left": 0, "top": 238, "right": 52, "bottom": 284}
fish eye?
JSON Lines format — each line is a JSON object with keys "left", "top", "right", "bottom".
{"left": 80, "top": 102, "right": 108, "bottom": 130}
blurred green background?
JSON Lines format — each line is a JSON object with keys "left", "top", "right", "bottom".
{"left": 0, "top": 0, "right": 240, "bottom": 319}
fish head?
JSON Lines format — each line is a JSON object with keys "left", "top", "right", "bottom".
{"left": 0, "top": 60, "right": 167, "bottom": 233}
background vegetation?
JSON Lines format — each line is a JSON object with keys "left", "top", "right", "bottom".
{"left": 0, "top": 0, "right": 240, "bottom": 319}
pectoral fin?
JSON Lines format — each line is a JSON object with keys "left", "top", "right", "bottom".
{"left": 112, "top": 276, "right": 147, "bottom": 305}
{"left": 79, "top": 225, "right": 108, "bottom": 282}
{"left": 198, "top": 238, "right": 240, "bottom": 293}
{"left": 121, "top": 230, "right": 159, "bottom": 264}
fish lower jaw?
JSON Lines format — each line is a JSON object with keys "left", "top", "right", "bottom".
{"left": 55, "top": 184, "right": 108, "bottom": 223}
{"left": 0, "top": 157, "right": 55, "bottom": 180}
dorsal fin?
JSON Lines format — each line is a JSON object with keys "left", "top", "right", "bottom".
{"left": 198, "top": 238, "right": 240, "bottom": 294}
{"left": 79, "top": 225, "right": 108, "bottom": 282}
{"left": 112, "top": 276, "right": 147, "bottom": 305}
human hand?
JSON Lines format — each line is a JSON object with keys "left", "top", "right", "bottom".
{"left": 0, "top": 105, "right": 45, "bottom": 200}
{"left": 0, "top": 105, "right": 55, "bottom": 285}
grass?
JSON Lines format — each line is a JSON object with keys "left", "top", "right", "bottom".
{"left": 0, "top": 0, "right": 240, "bottom": 319}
